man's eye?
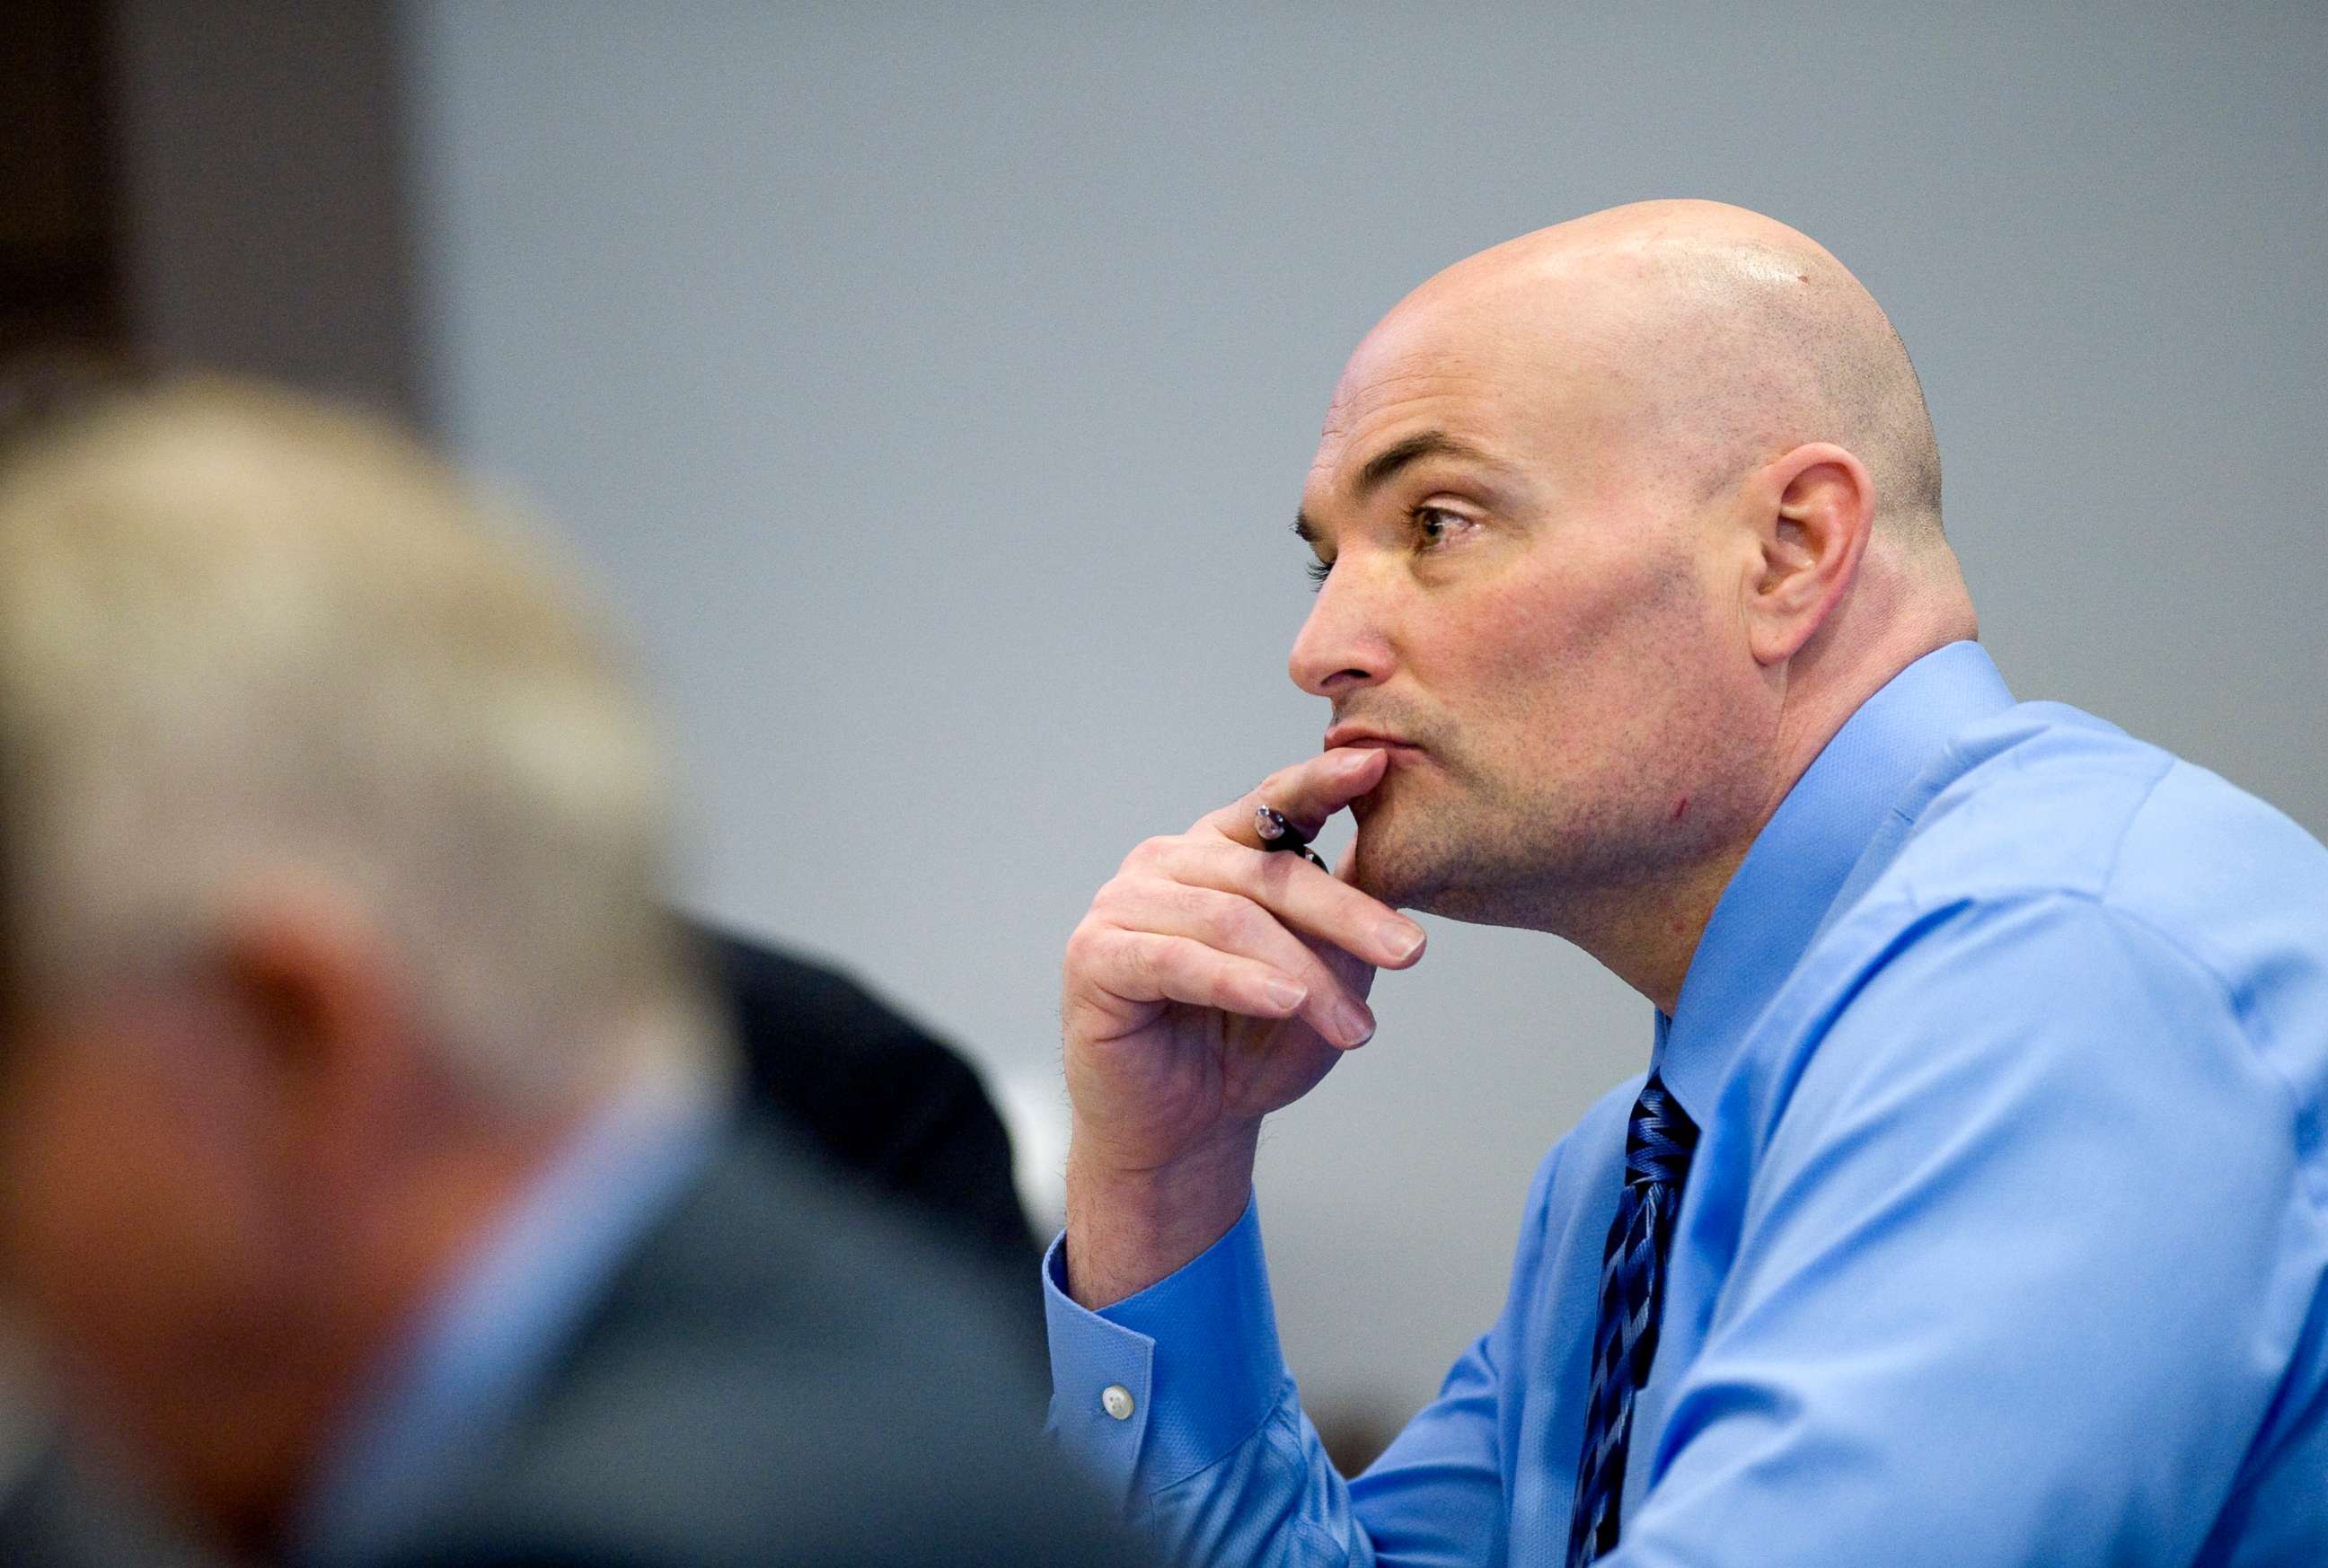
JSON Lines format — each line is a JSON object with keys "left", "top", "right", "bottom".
{"left": 1304, "top": 557, "right": 1333, "bottom": 591}
{"left": 1415, "top": 505, "right": 1472, "bottom": 549}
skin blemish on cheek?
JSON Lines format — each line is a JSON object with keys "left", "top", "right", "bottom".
{"left": 1671, "top": 795, "right": 1689, "bottom": 821}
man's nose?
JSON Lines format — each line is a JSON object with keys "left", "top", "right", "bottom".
{"left": 1287, "top": 560, "right": 1394, "bottom": 698}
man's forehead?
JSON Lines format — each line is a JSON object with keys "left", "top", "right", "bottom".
{"left": 1314, "top": 351, "right": 1494, "bottom": 469}
{"left": 1305, "top": 293, "right": 1608, "bottom": 503}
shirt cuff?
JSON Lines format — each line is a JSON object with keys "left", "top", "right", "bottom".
{"left": 1043, "top": 1193, "right": 1290, "bottom": 1496}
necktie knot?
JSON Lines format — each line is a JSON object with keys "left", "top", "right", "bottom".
{"left": 1622, "top": 1077, "right": 1698, "bottom": 1190}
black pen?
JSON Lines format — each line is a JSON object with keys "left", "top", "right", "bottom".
{"left": 1253, "top": 805, "right": 1329, "bottom": 871}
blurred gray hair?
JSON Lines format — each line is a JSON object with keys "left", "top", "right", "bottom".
{"left": 0, "top": 375, "right": 722, "bottom": 1110}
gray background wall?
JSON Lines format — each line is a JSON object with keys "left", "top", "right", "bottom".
{"left": 401, "top": 2, "right": 2325, "bottom": 1426}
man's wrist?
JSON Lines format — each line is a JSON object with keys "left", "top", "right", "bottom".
{"left": 1062, "top": 1123, "right": 1260, "bottom": 1309}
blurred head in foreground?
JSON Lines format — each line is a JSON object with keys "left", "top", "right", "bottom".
{"left": 0, "top": 374, "right": 719, "bottom": 1549}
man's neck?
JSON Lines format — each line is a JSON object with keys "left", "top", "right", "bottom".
{"left": 198, "top": 1119, "right": 573, "bottom": 1556}
{"left": 287, "top": 1069, "right": 723, "bottom": 1564}
{"left": 1564, "top": 614, "right": 1977, "bottom": 1013}
{"left": 1556, "top": 839, "right": 1755, "bottom": 1017}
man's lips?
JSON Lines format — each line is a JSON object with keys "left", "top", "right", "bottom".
{"left": 1324, "top": 725, "right": 1424, "bottom": 754}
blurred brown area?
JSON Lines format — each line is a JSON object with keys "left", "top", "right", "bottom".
{"left": 0, "top": 0, "right": 124, "bottom": 1515}
{"left": 100, "top": 0, "right": 435, "bottom": 427}
{"left": 4, "top": 1, "right": 431, "bottom": 427}
{"left": 1, "top": 0, "right": 126, "bottom": 359}
{"left": 1313, "top": 1399, "right": 1406, "bottom": 1480}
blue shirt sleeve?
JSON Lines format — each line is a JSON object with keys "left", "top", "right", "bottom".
{"left": 1045, "top": 1155, "right": 1566, "bottom": 1566}
{"left": 1608, "top": 893, "right": 2315, "bottom": 1567}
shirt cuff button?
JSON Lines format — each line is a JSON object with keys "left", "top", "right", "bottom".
{"left": 1100, "top": 1384, "right": 1135, "bottom": 1421}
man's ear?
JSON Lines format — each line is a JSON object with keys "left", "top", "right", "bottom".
{"left": 214, "top": 885, "right": 419, "bottom": 1202}
{"left": 1741, "top": 442, "right": 1874, "bottom": 666}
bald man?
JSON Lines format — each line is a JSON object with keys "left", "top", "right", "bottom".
{"left": 1045, "top": 202, "right": 2328, "bottom": 1565}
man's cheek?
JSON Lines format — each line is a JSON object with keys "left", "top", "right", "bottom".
{"left": 4, "top": 1112, "right": 132, "bottom": 1330}
{"left": 0, "top": 1066, "right": 205, "bottom": 1370}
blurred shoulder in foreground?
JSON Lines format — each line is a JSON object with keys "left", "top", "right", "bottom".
{"left": 695, "top": 924, "right": 1040, "bottom": 1283}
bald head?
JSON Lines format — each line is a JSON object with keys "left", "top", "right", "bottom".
{"left": 1337, "top": 199, "right": 1944, "bottom": 547}
{"left": 1292, "top": 203, "right": 1975, "bottom": 987}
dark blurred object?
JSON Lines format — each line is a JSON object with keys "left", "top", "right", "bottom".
{"left": 0, "top": 348, "right": 147, "bottom": 461}
{"left": 0, "top": 1133, "right": 1125, "bottom": 1568}
{"left": 1311, "top": 1401, "right": 1406, "bottom": 1482}
{"left": 0, "top": 1443, "right": 211, "bottom": 1568}
{"left": 103, "top": 0, "right": 433, "bottom": 424}
{"left": 698, "top": 925, "right": 1041, "bottom": 1275}
{"left": 5, "top": 0, "right": 432, "bottom": 424}
{"left": 371, "top": 1128, "right": 1132, "bottom": 1568}
{"left": 0, "top": 0, "right": 125, "bottom": 359}
{"left": 0, "top": 929, "right": 1065, "bottom": 1567}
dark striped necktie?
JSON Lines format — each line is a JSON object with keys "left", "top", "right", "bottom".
{"left": 1566, "top": 1072, "right": 1699, "bottom": 1567}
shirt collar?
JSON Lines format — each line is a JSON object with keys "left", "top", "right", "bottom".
{"left": 1652, "top": 640, "right": 2014, "bottom": 1125}
{"left": 295, "top": 1070, "right": 727, "bottom": 1567}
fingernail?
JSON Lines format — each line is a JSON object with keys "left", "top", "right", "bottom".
{"left": 1264, "top": 978, "right": 1308, "bottom": 1011}
{"left": 1376, "top": 920, "right": 1425, "bottom": 964}
{"left": 1336, "top": 1000, "right": 1376, "bottom": 1047}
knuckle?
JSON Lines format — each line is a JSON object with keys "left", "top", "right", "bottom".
{"left": 1193, "top": 892, "right": 1257, "bottom": 947}
{"left": 1121, "top": 833, "right": 1178, "bottom": 875}
{"left": 1243, "top": 846, "right": 1298, "bottom": 894}
{"left": 1063, "top": 924, "right": 1124, "bottom": 990}
{"left": 1087, "top": 876, "right": 1131, "bottom": 921}
{"left": 1324, "top": 881, "right": 1376, "bottom": 926}
{"left": 1123, "top": 932, "right": 1171, "bottom": 991}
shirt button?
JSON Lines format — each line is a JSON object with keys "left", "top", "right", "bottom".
{"left": 1100, "top": 1384, "right": 1135, "bottom": 1421}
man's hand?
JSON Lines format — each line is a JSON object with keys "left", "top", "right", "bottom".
{"left": 1060, "top": 746, "right": 1427, "bottom": 1308}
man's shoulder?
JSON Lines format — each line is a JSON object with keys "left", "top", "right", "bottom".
{"left": 1816, "top": 699, "right": 2328, "bottom": 1092}
{"left": 1513, "top": 1070, "right": 1645, "bottom": 1238}
{"left": 525, "top": 1123, "right": 1049, "bottom": 1456}
{"left": 387, "top": 1127, "right": 1141, "bottom": 1568}
{"left": 1718, "top": 701, "right": 2328, "bottom": 1194}
{"left": 692, "top": 921, "right": 1041, "bottom": 1280}
{"left": 694, "top": 925, "right": 991, "bottom": 1131}
{"left": 1527, "top": 1073, "right": 1644, "bottom": 1203}
{"left": 1879, "top": 699, "right": 2328, "bottom": 944}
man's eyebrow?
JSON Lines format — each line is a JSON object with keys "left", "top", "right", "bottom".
{"left": 1354, "top": 430, "right": 1500, "bottom": 498}
{"left": 1294, "top": 431, "right": 1504, "bottom": 545}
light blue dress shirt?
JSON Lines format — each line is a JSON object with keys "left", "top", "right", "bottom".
{"left": 294, "top": 1073, "right": 725, "bottom": 1567}
{"left": 1045, "top": 641, "right": 2328, "bottom": 1566}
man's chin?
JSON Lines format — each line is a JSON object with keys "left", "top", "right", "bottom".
{"left": 1345, "top": 777, "right": 1443, "bottom": 906}
{"left": 1345, "top": 825, "right": 1459, "bottom": 915}
{"left": 1348, "top": 815, "right": 1546, "bottom": 928}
